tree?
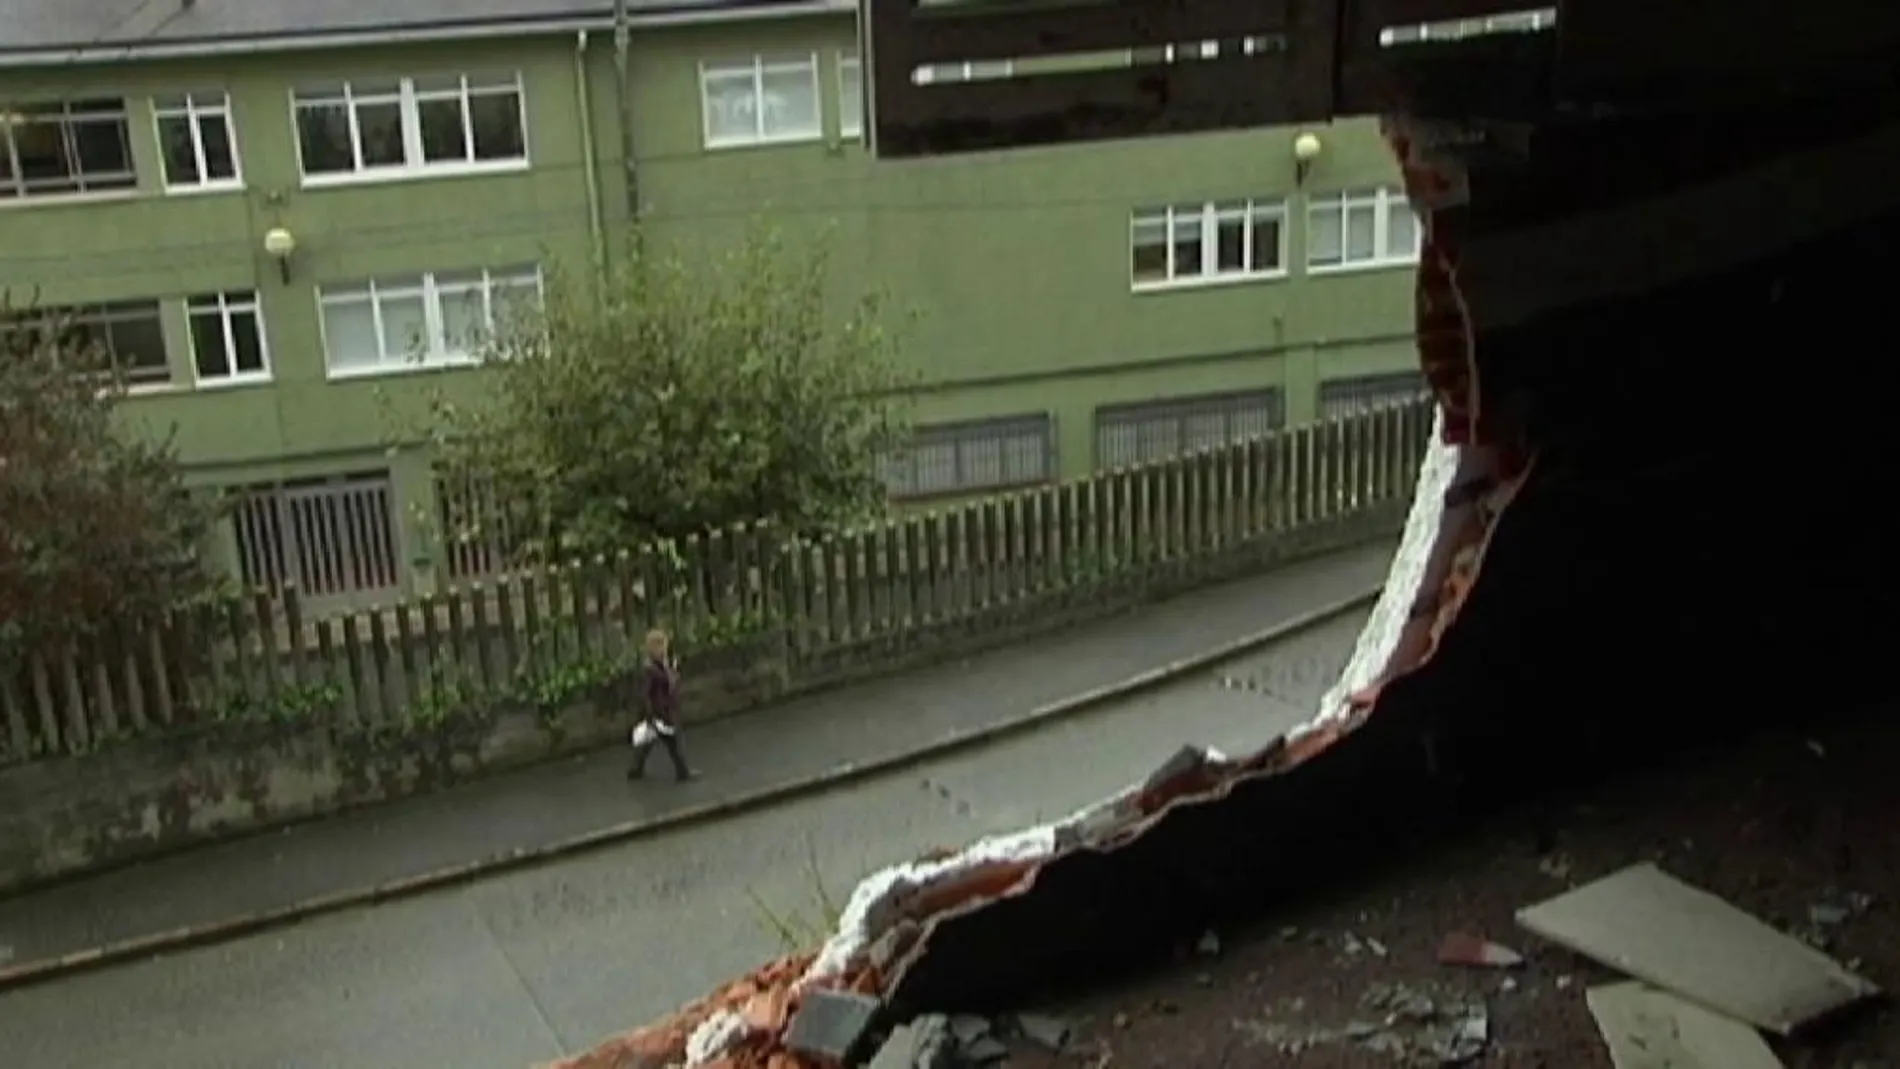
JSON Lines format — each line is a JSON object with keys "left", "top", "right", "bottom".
{"left": 415, "top": 225, "right": 913, "bottom": 564}
{"left": 0, "top": 298, "right": 219, "bottom": 662}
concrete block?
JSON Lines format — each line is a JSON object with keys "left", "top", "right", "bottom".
{"left": 783, "top": 988, "right": 882, "bottom": 1065}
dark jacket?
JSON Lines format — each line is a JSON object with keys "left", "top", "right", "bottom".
{"left": 643, "top": 655, "right": 681, "bottom": 723}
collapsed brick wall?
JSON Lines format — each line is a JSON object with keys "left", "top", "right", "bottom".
{"left": 540, "top": 130, "right": 1501, "bottom": 1069}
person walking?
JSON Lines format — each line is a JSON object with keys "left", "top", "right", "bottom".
{"left": 627, "top": 628, "right": 699, "bottom": 782}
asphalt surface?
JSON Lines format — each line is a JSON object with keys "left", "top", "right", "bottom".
{"left": 0, "top": 609, "right": 1368, "bottom": 1069}
{"left": 0, "top": 542, "right": 1391, "bottom": 974}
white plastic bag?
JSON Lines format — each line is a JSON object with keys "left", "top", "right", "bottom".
{"left": 629, "top": 719, "right": 676, "bottom": 747}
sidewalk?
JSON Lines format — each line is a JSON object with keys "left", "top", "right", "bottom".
{"left": 0, "top": 542, "right": 1391, "bottom": 981}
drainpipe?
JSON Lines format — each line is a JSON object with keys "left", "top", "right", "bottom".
{"left": 574, "top": 29, "right": 607, "bottom": 277}
{"left": 612, "top": 0, "right": 642, "bottom": 249}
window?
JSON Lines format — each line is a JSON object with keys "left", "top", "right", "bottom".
{"left": 318, "top": 266, "right": 541, "bottom": 377}
{"left": 1131, "top": 199, "right": 1287, "bottom": 289}
{"left": 883, "top": 415, "right": 1055, "bottom": 499}
{"left": 186, "top": 292, "right": 269, "bottom": 385}
{"left": 231, "top": 471, "right": 401, "bottom": 601}
{"left": 153, "top": 92, "right": 240, "bottom": 190}
{"left": 700, "top": 55, "right": 823, "bottom": 148}
{"left": 1095, "top": 390, "right": 1284, "bottom": 470}
{"left": 16, "top": 301, "right": 170, "bottom": 385}
{"left": 838, "top": 54, "right": 865, "bottom": 140}
{"left": 0, "top": 98, "right": 135, "bottom": 199}
{"left": 912, "top": 59, "right": 1014, "bottom": 84}
{"left": 1319, "top": 372, "right": 1429, "bottom": 420}
{"left": 1306, "top": 187, "right": 1420, "bottom": 271}
{"left": 291, "top": 74, "right": 527, "bottom": 182}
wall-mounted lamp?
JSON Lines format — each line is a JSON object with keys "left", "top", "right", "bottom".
{"left": 262, "top": 226, "right": 297, "bottom": 285}
{"left": 1293, "top": 131, "right": 1324, "bottom": 186}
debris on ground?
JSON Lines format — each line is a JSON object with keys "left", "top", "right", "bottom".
{"left": 983, "top": 714, "right": 1899, "bottom": 1069}
{"left": 1585, "top": 980, "right": 1784, "bottom": 1069}
{"left": 783, "top": 988, "right": 882, "bottom": 1065}
{"left": 1435, "top": 931, "right": 1524, "bottom": 969}
{"left": 1515, "top": 861, "right": 1880, "bottom": 1035}
{"left": 859, "top": 1011, "right": 1081, "bottom": 1068}
{"left": 1230, "top": 981, "right": 1489, "bottom": 1064}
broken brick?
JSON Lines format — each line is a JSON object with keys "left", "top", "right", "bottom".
{"left": 1437, "top": 931, "right": 1526, "bottom": 969}
{"left": 783, "top": 988, "right": 882, "bottom": 1066}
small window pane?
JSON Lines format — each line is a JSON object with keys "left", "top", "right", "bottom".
{"left": 228, "top": 309, "right": 266, "bottom": 374}
{"left": 1248, "top": 210, "right": 1283, "bottom": 272}
{"left": 377, "top": 291, "right": 428, "bottom": 361}
{"left": 70, "top": 117, "right": 132, "bottom": 175}
{"left": 321, "top": 299, "right": 381, "bottom": 371}
{"left": 468, "top": 92, "right": 525, "bottom": 160}
{"left": 417, "top": 97, "right": 469, "bottom": 162}
{"left": 1308, "top": 201, "right": 1344, "bottom": 265}
{"left": 703, "top": 70, "right": 761, "bottom": 143}
{"left": 759, "top": 62, "right": 819, "bottom": 138}
{"left": 1345, "top": 203, "right": 1378, "bottom": 261}
{"left": 189, "top": 309, "right": 232, "bottom": 378}
{"left": 1213, "top": 208, "right": 1248, "bottom": 273}
{"left": 1131, "top": 215, "right": 1169, "bottom": 283}
{"left": 196, "top": 113, "right": 236, "bottom": 180}
{"left": 1170, "top": 209, "right": 1203, "bottom": 278}
{"left": 296, "top": 104, "right": 354, "bottom": 173}
{"left": 1387, "top": 198, "right": 1419, "bottom": 257}
{"left": 839, "top": 57, "right": 865, "bottom": 138}
{"left": 437, "top": 284, "right": 485, "bottom": 353}
{"left": 156, "top": 115, "right": 201, "bottom": 184}
{"left": 354, "top": 100, "right": 405, "bottom": 167}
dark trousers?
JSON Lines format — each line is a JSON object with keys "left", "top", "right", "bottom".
{"left": 630, "top": 727, "right": 691, "bottom": 780}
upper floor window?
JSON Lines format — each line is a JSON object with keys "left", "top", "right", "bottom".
{"left": 0, "top": 99, "right": 135, "bottom": 200}
{"left": 1131, "top": 199, "right": 1288, "bottom": 290}
{"left": 291, "top": 74, "right": 527, "bottom": 184}
{"left": 838, "top": 54, "right": 865, "bottom": 140}
{"left": 912, "top": 60, "right": 1013, "bottom": 84}
{"left": 317, "top": 266, "right": 542, "bottom": 377}
{"left": 154, "top": 92, "right": 241, "bottom": 191}
{"left": 14, "top": 300, "right": 170, "bottom": 386}
{"left": 700, "top": 55, "right": 822, "bottom": 149}
{"left": 187, "top": 291, "right": 269, "bottom": 385}
{"left": 1307, "top": 187, "right": 1420, "bottom": 271}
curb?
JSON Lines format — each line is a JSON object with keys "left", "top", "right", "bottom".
{"left": 0, "top": 587, "right": 1377, "bottom": 993}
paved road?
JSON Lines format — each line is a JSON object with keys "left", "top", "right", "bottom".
{"left": 0, "top": 542, "right": 1390, "bottom": 974}
{"left": 0, "top": 610, "right": 1367, "bottom": 1069}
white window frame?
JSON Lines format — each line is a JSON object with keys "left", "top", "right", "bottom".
{"left": 151, "top": 92, "right": 243, "bottom": 193}
{"left": 1130, "top": 198, "right": 1289, "bottom": 292}
{"left": 1305, "top": 187, "right": 1422, "bottom": 274}
{"left": 0, "top": 99, "right": 138, "bottom": 202}
{"left": 185, "top": 291, "right": 270, "bottom": 386}
{"left": 911, "top": 59, "right": 1014, "bottom": 85}
{"left": 698, "top": 54, "right": 825, "bottom": 150}
{"left": 837, "top": 53, "right": 865, "bottom": 141}
{"left": 316, "top": 266, "right": 544, "bottom": 379}
{"left": 289, "top": 73, "right": 530, "bottom": 187}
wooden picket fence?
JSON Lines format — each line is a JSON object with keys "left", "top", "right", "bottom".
{"left": 0, "top": 398, "right": 1435, "bottom": 764}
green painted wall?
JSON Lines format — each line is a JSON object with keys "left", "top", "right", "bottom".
{"left": 0, "top": 38, "right": 600, "bottom": 479}
{"left": 622, "top": 16, "right": 1418, "bottom": 467}
{"left": 0, "top": 12, "right": 1419, "bottom": 596}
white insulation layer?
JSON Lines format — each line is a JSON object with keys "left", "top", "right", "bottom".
{"left": 1311, "top": 408, "right": 1457, "bottom": 729}
{"left": 800, "top": 411, "right": 1456, "bottom": 988}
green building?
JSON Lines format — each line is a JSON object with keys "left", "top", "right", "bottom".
{"left": 0, "top": 0, "right": 1422, "bottom": 612}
